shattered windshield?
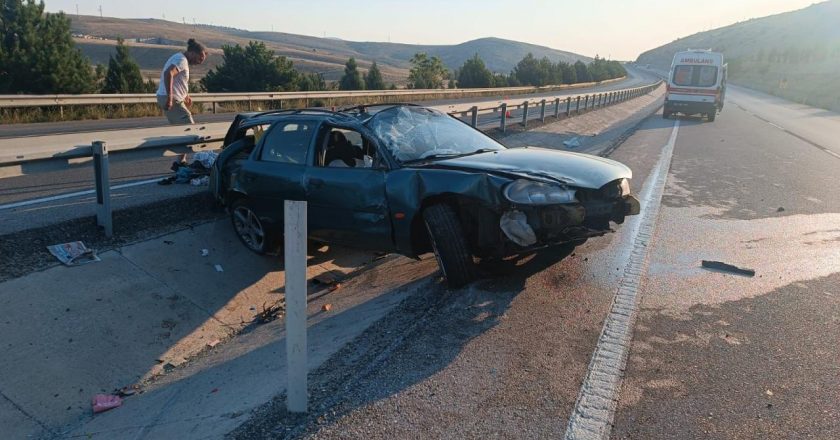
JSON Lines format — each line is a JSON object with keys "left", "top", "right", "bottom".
{"left": 367, "top": 106, "right": 505, "bottom": 163}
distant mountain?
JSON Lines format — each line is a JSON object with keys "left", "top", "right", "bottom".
{"left": 637, "top": 0, "right": 840, "bottom": 111}
{"left": 68, "top": 15, "right": 590, "bottom": 84}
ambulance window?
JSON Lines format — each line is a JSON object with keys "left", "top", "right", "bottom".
{"left": 697, "top": 66, "right": 717, "bottom": 87}
{"left": 673, "top": 65, "right": 717, "bottom": 87}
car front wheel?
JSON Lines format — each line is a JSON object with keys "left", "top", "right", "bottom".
{"left": 423, "top": 204, "right": 476, "bottom": 288}
{"left": 231, "top": 199, "right": 274, "bottom": 254}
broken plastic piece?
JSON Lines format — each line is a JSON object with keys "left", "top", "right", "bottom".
{"left": 47, "top": 241, "right": 100, "bottom": 266}
{"left": 563, "top": 137, "right": 582, "bottom": 148}
{"left": 322, "top": 303, "right": 333, "bottom": 312}
{"left": 201, "top": 249, "right": 210, "bottom": 257}
{"left": 92, "top": 394, "right": 122, "bottom": 414}
{"left": 500, "top": 210, "right": 537, "bottom": 247}
{"left": 214, "top": 264, "right": 224, "bottom": 273}
{"left": 701, "top": 260, "right": 755, "bottom": 277}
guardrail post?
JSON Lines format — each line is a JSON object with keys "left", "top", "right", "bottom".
{"left": 212, "top": 102, "right": 217, "bottom": 114}
{"left": 285, "top": 200, "right": 308, "bottom": 413}
{"left": 540, "top": 99, "right": 546, "bottom": 122}
{"left": 583, "top": 95, "right": 589, "bottom": 112}
{"left": 248, "top": 99, "right": 252, "bottom": 111}
{"left": 500, "top": 103, "right": 507, "bottom": 133}
{"left": 470, "top": 106, "right": 478, "bottom": 127}
{"left": 522, "top": 101, "right": 529, "bottom": 127}
{"left": 92, "top": 141, "right": 112, "bottom": 238}
{"left": 566, "top": 97, "right": 572, "bottom": 117}
{"left": 554, "top": 98, "right": 560, "bottom": 118}
{"left": 575, "top": 96, "right": 581, "bottom": 115}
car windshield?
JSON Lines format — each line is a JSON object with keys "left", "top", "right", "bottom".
{"left": 367, "top": 106, "right": 505, "bottom": 163}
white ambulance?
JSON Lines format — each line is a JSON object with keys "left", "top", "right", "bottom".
{"left": 663, "top": 50, "right": 727, "bottom": 121}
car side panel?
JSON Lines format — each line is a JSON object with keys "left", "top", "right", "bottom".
{"left": 384, "top": 168, "right": 509, "bottom": 256}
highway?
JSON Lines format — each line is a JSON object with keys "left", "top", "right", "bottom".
{"left": 1, "top": 67, "right": 837, "bottom": 438}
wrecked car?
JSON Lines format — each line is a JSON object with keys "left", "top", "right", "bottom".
{"left": 210, "top": 104, "right": 640, "bottom": 287}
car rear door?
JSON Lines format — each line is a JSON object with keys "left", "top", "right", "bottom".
{"left": 237, "top": 119, "right": 317, "bottom": 226}
{"left": 303, "top": 126, "right": 394, "bottom": 251}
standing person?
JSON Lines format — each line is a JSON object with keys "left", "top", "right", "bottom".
{"left": 156, "top": 39, "right": 207, "bottom": 124}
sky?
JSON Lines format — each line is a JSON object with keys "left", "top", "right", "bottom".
{"left": 45, "top": 0, "right": 820, "bottom": 60}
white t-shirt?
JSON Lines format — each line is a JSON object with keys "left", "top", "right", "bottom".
{"left": 156, "top": 52, "right": 189, "bottom": 102}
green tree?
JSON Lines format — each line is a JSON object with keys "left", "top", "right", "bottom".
{"left": 457, "top": 53, "right": 493, "bottom": 88}
{"left": 574, "top": 60, "right": 591, "bottom": 83}
{"left": 560, "top": 62, "right": 577, "bottom": 84}
{"left": 201, "top": 41, "right": 298, "bottom": 92}
{"left": 407, "top": 52, "right": 449, "bottom": 89}
{"left": 339, "top": 57, "right": 365, "bottom": 90}
{"left": 0, "top": 0, "right": 95, "bottom": 93}
{"left": 296, "top": 72, "right": 326, "bottom": 91}
{"left": 102, "top": 37, "right": 152, "bottom": 93}
{"left": 364, "top": 61, "right": 385, "bottom": 90}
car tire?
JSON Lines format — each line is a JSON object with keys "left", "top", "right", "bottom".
{"left": 707, "top": 112, "right": 716, "bottom": 122}
{"left": 423, "top": 204, "right": 475, "bottom": 288}
{"left": 230, "top": 199, "right": 275, "bottom": 254}
{"left": 662, "top": 110, "right": 671, "bottom": 119}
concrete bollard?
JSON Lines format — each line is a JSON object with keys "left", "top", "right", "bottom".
{"left": 92, "top": 141, "right": 112, "bottom": 238}
{"left": 471, "top": 106, "right": 478, "bottom": 127}
{"left": 284, "top": 200, "right": 308, "bottom": 413}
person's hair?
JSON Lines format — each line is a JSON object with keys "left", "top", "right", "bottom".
{"left": 186, "top": 38, "right": 207, "bottom": 54}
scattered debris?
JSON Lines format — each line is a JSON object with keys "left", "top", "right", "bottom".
{"left": 47, "top": 241, "right": 100, "bottom": 266}
{"left": 163, "top": 240, "right": 174, "bottom": 245}
{"left": 210, "top": 388, "right": 219, "bottom": 394}
{"left": 255, "top": 301, "right": 285, "bottom": 324}
{"left": 765, "top": 389, "right": 774, "bottom": 396}
{"left": 207, "top": 339, "right": 221, "bottom": 348}
{"left": 777, "top": 207, "right": 785, "bottom": 212}
{"left": 563, "top": 137, "right": 582, "bottom": 148}
{"left": 201, "top": 249, "right": 210, "bottom": 257}
{"left": 312, "top": 273, "right": 339, "bottom": 285}
{"left": 91, "top": 394, "right": 122, "bottom": 414}
{"left": 114, "top": 385, "right": 139, "bottom": 398}
{"left": 162, "top": 363, "right": 177, "bottom": 373}
{"left": 190, "top": 176, "right": 210, "bottom": 186}
{"left": 321, "top": 304, "right": 333, "bottom": 312}
{"left": 701, "top": 260, "right": 756, "bottom": 277}
{"left": 328, "top": 283, "right": 342, "bottom": 292}
{"left": 214, "top": 264, "right": 224, "bottom": 273}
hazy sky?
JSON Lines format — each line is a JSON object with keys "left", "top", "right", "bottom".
{"left": 46, "top": 0, "right": 819, "bottom": 59}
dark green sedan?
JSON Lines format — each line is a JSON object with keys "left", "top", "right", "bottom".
{"left": 210, "top": 104, "right": 640, "bottom": 287}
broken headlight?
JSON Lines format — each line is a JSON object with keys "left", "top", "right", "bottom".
{"left": 504, "top": 179, "right": 577, "bottom": 205}
{"left": 601, "top": 178, "right": 631, "bottom": 198}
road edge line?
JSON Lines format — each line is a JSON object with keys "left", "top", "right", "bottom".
{"left": 564, "top": 119, "right": 680, "bottom": 440}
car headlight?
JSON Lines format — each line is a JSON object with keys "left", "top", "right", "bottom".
{"left": 619, "top": 178, "right": 630, "bottom": 197}
{"left": 504, "top": 179, "right": 577, "bottom": 205}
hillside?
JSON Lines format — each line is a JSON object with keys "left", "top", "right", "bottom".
{"left": 68, "top": 15, "right": 590, "bottom": 84}
{"left": 637, "top": 0, "right": 840, "bottom": 111}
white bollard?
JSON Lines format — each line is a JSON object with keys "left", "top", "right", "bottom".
{"left": 284, "top": 200, "right": 308, "bottom": 413}
{"left": 92, "top": 141, "right": 112, "bottom": 237}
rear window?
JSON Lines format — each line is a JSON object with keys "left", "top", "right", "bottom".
{"left": 672, "top": 65, "right": 718, "bottom": 87}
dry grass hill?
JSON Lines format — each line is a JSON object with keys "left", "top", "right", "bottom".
{"left": 636, "top": 0, "right": 840, "bottom": 111}
{"left": 69, "top": 15, "right": 591, "bottom": 85}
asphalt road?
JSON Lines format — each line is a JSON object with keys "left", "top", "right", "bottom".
{"left": 226, "top": 87, "right": 840, "bottom": 438}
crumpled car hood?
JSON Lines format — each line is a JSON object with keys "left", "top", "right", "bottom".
{"left": 420, "top": 147, "right": 632, "bottom": 189}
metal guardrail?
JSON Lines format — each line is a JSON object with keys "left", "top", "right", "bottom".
{"left": 0, "top": 78, "right": 628, "bottom": 110}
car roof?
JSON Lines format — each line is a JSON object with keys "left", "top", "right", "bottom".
{"left": 236, "top": 103, "right": 421, "bottom": 126}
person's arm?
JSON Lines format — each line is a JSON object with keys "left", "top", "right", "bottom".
{"left": 163, "top": 64, "right": 179, "bottom": 110}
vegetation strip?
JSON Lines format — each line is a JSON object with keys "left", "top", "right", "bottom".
{"left": 565, "top": 120, "right": 679, "bottom": 439}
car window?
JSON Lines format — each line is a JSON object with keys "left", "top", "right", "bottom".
{"left": 672, "top": 65, "right": 718, "bottom": 87}
{"left": 318, "top": 127, "right": 379, "bottom": 169}
{"left": 259, "top": 121, "right": 316, "bottom": 164}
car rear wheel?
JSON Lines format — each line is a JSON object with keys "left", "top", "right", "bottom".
{"left": 662, "top": 109, "right": 671, "bottom": 119}
{"left": 707, "top": 112, "right": 716, "bottom": 122}
{"left": 423, "top": 204, "right": 476, "bottom": 288}
{"left": 231, "top": 199, "right": 274, "bottom": 254}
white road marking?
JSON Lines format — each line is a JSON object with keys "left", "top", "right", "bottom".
{"left": 0, "top": 178, "right": 162, "bottom": 211}
{"left": 768, "top": 122, "right": 785, "bottom": 130}
{"left": 565, "top": 120, "right": 680, "bottom": 440}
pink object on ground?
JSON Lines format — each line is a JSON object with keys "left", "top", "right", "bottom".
{"left": 92, "top": 394, "right": 123, "bottom": 414}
